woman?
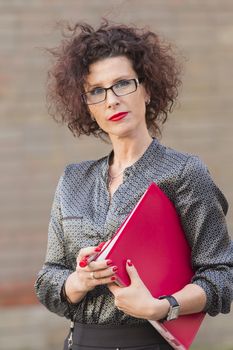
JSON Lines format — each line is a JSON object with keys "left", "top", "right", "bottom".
{"left": 35, "top": 20, "right": 233, "bottom": 350}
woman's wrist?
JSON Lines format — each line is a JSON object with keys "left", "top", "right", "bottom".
{"left": 149, "top": 298, "right": 170, "bottom": 321}
{"left": 62, "top": 274, "right": 87, "bottom": 304}
{"left": 61, "top": 281, "right": 74, "bottom": 304}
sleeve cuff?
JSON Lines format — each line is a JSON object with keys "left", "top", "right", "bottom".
{"left": 192, "top": 278, "right": 219, "bottom": 316}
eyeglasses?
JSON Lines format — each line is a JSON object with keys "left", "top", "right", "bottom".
{"left": 82, "top": 78, "right": 140, "bottom": 105}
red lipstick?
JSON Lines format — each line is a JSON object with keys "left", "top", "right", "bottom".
{"left": 109, "top": 112, "right": 128, "bottom": 121}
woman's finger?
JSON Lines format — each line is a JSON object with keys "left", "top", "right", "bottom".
{"left": 89, "top": 272, "right": 117, "bottom": 286}
{"left": 89, "top": 265, "right": 118, "bottom": 280}
{"left": 76, "top": 242, "right": 106, "bottom": 265}
{"left": 88, "top": 259, "right": 113, "bottom": 270}
{"left": 76, "top": 246, "right": 99, "bottom": 262}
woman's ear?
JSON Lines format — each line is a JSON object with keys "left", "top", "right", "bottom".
{"left": 146, "top": 98, "right": 151, "bottom": 106}
{"left": 141, "top": 84, "right": 150, "bottom": 106}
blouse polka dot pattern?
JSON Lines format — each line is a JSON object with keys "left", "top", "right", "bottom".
{"left": 35, "top": 138, "right": 233, "bottom": 323}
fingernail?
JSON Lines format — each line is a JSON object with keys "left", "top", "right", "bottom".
{"left": 112, "top": 266, "right": 118, "bottom": 272}
{"left": 106, "top": 259, "right": 113, "bottom": 266}
{"left": 95, "top": 242, "right": 105, "bottom": 252}
{"left": 127, "top": 260, "right": 133, "bottom": 267}
{"left": 79, "top": 260, "right": 87, "bottom": 268}
{"left": 111, "top": 276, "right": 116, "bottom": 281}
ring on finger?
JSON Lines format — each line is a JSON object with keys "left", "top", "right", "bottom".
{"left": 90, "top": 272, "right": 96, "bottom": 280}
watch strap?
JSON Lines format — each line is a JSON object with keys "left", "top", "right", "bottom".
{"left": 158, "top": 295, "right": 180, "bottom": 322}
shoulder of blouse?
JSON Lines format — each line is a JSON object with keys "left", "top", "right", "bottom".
{"left": 156, "top": 141, "right": 198, "bottom": 169}
{"left": 63, "top": 157, "right": 106, "bottom": 175}
{"left": 153, "top": 142, "right": 206, "bottom": 181}
{"left": 158, "top": 143, "right": 211, "bottom": 181}
{"left": 174, "top": 152, "right": 229, "bottom": 214}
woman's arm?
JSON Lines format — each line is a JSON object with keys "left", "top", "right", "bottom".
{"left": 174, "top": 155, "right": 233, "bottom": 316}
{"left": 34, "top": 175, "right": 77, "bottom": 318}
{"left": 109, "top": 155, "right": 233, "bottom": 320}
{"left": 108, "top": 261, "right": 207, "bottom": 321}
{"left": 35, "top": 172, "right": 117, "bottom": 317}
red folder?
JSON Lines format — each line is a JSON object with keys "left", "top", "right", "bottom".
{"left": 95, "top": 182, "right": 205, "bottom": 350}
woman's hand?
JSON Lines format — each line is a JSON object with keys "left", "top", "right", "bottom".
{"left": 108, "top": 260, "right": 169, "bottom": 321}
{"left": 64, "top": 245, "right": 117, "bottom": 304}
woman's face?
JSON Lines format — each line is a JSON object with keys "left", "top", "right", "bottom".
{"left": 84, "top": 56, "right": 150, "bottom": 140}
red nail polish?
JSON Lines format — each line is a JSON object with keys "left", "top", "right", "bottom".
{"left": 106, "top": 259, "right": 113, "bottom": 266}
{"left": 112, "top": 266, "right": 118, "bottom": 272}
{"left": 95, "top": 242, "right": 105, "bottom": 252}
{"left": 98, "top": 242, "right": 105, "bottom": 248}
{"left": 79, "top": 260, "right": 87, "bottom": 268}
{"left": 127, "top": 260, "right": 133, "bottom": 267}
{"left": 111, "top": 276, "right": 116, "bottom": 281}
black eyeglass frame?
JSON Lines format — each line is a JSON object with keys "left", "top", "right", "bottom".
{"left": 82, "top": 78, "right": 141, "bottom": 105}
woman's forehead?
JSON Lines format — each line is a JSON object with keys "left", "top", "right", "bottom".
{"left": 85, "top": 56, "right": 135, "bottom": 87}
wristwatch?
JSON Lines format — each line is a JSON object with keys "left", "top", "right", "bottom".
{"left": 158, "top": 295, "right": 180, "bottom": 322}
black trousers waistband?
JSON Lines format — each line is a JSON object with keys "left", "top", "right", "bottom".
{"left": 64, "top": 322, "right": 172, "bottom": 349}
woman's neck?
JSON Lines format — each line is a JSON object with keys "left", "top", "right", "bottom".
{"left": 109, "top": 133, "right": 153, "bottom": 173}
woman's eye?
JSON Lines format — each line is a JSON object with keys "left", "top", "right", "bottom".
{"left": 90, "top": 87, "right": 104, "bottom": 96}
{"left": 115, "top": 80, "right": 131, "bottom": 89}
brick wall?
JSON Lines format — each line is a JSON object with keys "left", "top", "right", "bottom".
{"left": 0, "top": 0, "right": 233, "bottom": 349}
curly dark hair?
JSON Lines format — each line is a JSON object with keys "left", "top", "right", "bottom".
{"left": 46, "top": 20, "right": 182, "bottom": 138}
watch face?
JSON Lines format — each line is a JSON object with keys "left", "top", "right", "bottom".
{"left": 167, "top": 305, "right": 180, "bottom": 321}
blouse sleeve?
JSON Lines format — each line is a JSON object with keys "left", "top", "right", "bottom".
{"left": 34, "top": 174, "right": 77, "bottom": 319}
{"left": 175, "top": 155, "right": 233, "bottom": 316}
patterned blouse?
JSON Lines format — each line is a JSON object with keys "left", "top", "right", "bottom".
{"left": 35, "top": 138, "right": 233, "bottom": 324}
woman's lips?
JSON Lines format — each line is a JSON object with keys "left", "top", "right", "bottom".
{"left": 109, "top": 112, "right": 128, "bottom": 121}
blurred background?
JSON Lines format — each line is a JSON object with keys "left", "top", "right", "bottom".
{"left": 0, "top": 0, "right": 233, "bottom": 349}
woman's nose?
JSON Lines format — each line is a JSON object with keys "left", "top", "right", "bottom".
{"left": 106, "top": 89, "right": 120, "bottom": 108}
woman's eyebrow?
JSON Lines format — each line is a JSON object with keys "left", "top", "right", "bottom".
{"left": 87, "top": 75, "right": 133, "bottom": 89}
